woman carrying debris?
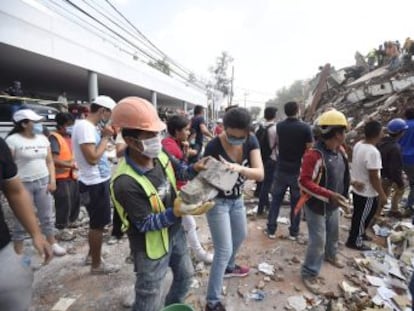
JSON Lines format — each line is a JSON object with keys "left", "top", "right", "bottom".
{"left": 162, "top": 114, "right": 214, "bottom": 264}
{"left": 6, "top": 109, "right": 66, "bottom": 256}
{"left": 203, "top": 107, "right": 264, "bottom": 311}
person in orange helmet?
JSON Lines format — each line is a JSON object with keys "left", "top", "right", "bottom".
{"left": 110, "top": 97, "right": 212, "bottom": 311}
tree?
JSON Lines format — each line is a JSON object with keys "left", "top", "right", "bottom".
{"left": 209, "top": 51, "right": 234, "bottom": 97}
{"left": 266, "top": 80, "right": 307, "bottom": 114}
{"left": 148, "top": 57, "right": 171, "bottom": 76}
{"left": 188, "top": 72, "right": 196, "bottom": 83}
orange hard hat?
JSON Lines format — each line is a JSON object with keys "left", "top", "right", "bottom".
{"left": 111, "top": 96, "right": 166, "bottom": 132}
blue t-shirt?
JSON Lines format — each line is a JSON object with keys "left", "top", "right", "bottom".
{"left": 400, "top": 119, "right": 414, "bottom": 165}
{"left": 191, "top": 116, "right": 205, "bottom": 146}
{"left": 203, "top": 134, "right": 260, "bottom": 199}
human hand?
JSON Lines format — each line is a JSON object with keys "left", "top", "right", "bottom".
{"left": 330, "top": 192, "right": 350, "bottom": 211}
{"left": 193, "top": 157, "right": 210, "bottom": 172}
{"left": 219, "top": 155, "right": 244, "bottom": 173}
{"left": 173, "top": 197, "right": 215, "bottom": 216}
{"left": 352, "top": 180, "right": 365, "bottom": 192}
{"left": 379, "top": 193, "right": 388, "bottom": 207}
{"left": 32, "top": 234, "right": 53, "bottom": 265}
{"left": 102, "top": 125, "right": 115, "bottom": 138}
{"left": 47, "top": 182, "right": 56, "bottom": 193}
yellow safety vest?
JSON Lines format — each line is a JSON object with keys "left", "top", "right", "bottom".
{"left": 110, "top": 151, "right": 177, "bottom": 260}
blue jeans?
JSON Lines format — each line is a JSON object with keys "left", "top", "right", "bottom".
{"left": 206, "top": 197, "right": 247, "bottom": 306}
{"left": 301, "top": 205, "right": 339, "bottom": 278}
{"left": 404, "top": 164, "right": 414, "bottom": 209}
{"left": 13, "top": 176, "right": 55, "bottom": 241}
{"left": 131, "top": 226, "right": 193, "bottom": 311}
{"left": 258, "top": 159, "right": 276, "bottom": 214}
{"left": 267, "top": 169, "right": 301, "bottom": 236}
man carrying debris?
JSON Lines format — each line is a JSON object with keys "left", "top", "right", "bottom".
{"left": 299, "top": 110, "right": 355, "bottom": 294}
{"left": 374, "top": 118, "right": 408, "bottom": 220}
{"left": 110, "top": 97, "right": 212, "bottom": 311}
{"left": 346, "top": 120, "right": 387, "bottom": 251}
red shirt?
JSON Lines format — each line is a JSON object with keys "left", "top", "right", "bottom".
{"left": 214, "top": 125, "right": 223, "bottom": 136}
{"left": 162, "top": 136, "right": 187, "bottom": 190}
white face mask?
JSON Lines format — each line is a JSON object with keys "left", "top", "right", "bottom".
{"left": 133, "top": 135, "right": 162, "bottom": 159}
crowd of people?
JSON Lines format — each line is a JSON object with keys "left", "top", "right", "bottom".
{"left": 1, "top": 94, "right": 414, "bottom": 311}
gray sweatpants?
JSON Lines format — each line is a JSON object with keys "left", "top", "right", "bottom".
{"left": 0, "top": 243, "right": 33, "bottom": 311}
{"left": 12, "top": 176, "right": 55, "bottom": 241}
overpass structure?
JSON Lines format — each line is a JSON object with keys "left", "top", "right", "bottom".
{"left": 0, "top": 0, "right": 207, "bottom": 111}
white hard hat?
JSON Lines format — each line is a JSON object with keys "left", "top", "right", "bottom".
{"left": 92, "top": 95, "right": 116, "bottom": 110}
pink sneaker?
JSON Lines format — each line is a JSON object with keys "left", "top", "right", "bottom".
{"left": 224, "top": 264, "right": 250, "bottom": 278}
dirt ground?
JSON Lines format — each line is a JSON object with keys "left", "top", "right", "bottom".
{"left": 23, "top": 182, "right": 384, "bottom": 311}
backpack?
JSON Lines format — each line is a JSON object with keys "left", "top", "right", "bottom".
{"left": 256, "top": 124, "right": 276, "bottom": 161}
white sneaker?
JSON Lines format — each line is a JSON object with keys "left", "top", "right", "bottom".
{"left": 195, "top": 250, "right": 214, "bottom": 264}
{"left": 51, "top": 243, "right": 66, "bottom": 256}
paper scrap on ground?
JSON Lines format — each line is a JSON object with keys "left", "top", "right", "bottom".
{"left": 51, "top": 298, "right": 77, "bottom": 311}
{"left": 258, "top": 262, "right": 274, "bottom": 276}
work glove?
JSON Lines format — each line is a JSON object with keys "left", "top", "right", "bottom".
{"left": 173, "top": 197, "right": 215, "bottom": 217}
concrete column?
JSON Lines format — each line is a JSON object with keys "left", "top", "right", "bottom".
{"left": 88, "top": 71, "right": 98, "bottom": 102}
{"left": 151, "top": 91, "right": 157, "bottom": 110}
{"left": 183, "top": 101, "right": 188, "bottom": 113}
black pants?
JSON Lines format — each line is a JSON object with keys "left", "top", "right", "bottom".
{"left": 54, "top": 179, "right": 80, "bottom": 229}
{"left": 347, "top": 192, "right": 378, "bottom": 247}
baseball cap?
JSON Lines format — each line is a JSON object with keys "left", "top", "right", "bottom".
{"left": 92, "top": 95, "right": 116, "bottom": 110}
{"left": 13, "top": 109, "right": 43, "bottom": 123}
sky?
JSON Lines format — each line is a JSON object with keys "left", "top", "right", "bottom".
{"left": 114, "top": 0, "right": 413, "bottom": 107}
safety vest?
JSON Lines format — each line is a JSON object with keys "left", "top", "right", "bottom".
{"left": 110, "top": 151, "right": 177, "bottom": 260}
{"left": 50, "top": 132, "right": 73, "bottom": 180}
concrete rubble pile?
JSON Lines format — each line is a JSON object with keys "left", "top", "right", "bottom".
{"left": 303, "top": 55, "right": 414, "bottom": 145}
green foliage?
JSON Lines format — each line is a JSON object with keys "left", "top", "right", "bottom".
{"left": 266, "top": 80, "right": 307, "bottom": 112}
{"left": 209, "top": 51, "right": 234, "bottom": 96}
{"left": 248, "top": 106, "right": 262, "bottom": 120}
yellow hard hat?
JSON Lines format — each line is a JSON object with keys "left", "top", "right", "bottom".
{"left": 317, "top": 109, "right": 348, "bottom": 128}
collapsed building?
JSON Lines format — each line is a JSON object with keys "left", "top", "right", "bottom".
{"left": 303, "top": 51, "right": 414, "bottom": 145}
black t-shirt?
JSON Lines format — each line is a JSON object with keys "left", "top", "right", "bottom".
{"left": 0, "top": 138, "right": 18, "bottom": 250}
{"left": 277, "top": 118, "right": 312, "bottom": 174}
{"left": 204, "top": 135, "right": 260, "bottom": 199}
{"left": 112, "top": 158, "right": 178, "bottom": 250}
{"left": 49, "top": 135, "right": 61, "bottom": 155}
{"left": 191, "top": 116, "right": 205, "bottom": 146}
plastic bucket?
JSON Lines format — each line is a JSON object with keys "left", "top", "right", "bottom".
{"left": 161, "top": 303, "right": 194, "bottom": 311}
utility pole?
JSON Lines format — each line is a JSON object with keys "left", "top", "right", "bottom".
{"left": 243, "top": 92, "right": 248, "bottom": 108}
{"left": 229, "top": 65, "right": 234, "bottom": 107}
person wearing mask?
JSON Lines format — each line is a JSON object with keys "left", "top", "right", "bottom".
{"left": 346, "top": 120, "right": 387, "bottom": 251}
{"left": 299, "top": 110, "right": 358, "bottom": 294}
{"left": 71, "top": 95, "right": 118, "bottom": 274}
{"left": 265, "top": 101, "right": 313, "bottom": 240}
{"left": 162, "top": 114, "right": 213, "bottom": 264}
{"left": 189, "top": 105, "right": 213, "bottom": 162}
{"left": 6, "top": 109, "right": 66, "bottom": 256}
{"left": 400, "top": 108, "right": 414, "bottom": 213}
{"left": 204, "top": 107, "right": 264, "bottom": 311}
{"left": 49, "top": 112, "right": 80, "bottom": 241}
{"left": 110, "top": 97, "right": 212, "bottom": 311}
{"left": 375, "top": 118, "right": 408, "bottom": 220}
{"left": 0, "top": 136, "right": 53, "bottom": 310}
{"left": 256, "top": 107, "right": 278, "bottom": 215}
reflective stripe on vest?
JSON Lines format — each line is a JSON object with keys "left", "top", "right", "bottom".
{"left": 110, "top": 151, "right": 177, "bottom": 260}
{"left": 50, "top": 132, "right": 72, "bottom": 179}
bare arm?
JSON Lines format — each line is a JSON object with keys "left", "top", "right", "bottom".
{"left": 369, "top": 169, "right": 387, "bottom": 201}
{"left": 3, "top": 177, "right": 52, "bottom": 263}
{"left": 242, "top": 149, "right": 264, "bottom": 181}
{"left": 200, "top": 123, "right": 213, "bottom": 139}
{"left": 80, "top": 136, "right": 110, "bottom": 165}
{"left": 46, "top": 147, "right": 56, "bottom": 192}
{"left": 53, "top": 154, "right": 74, "bottom": 169}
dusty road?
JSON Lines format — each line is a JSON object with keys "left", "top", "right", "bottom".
{"left": 26, "top": 188, "right": 379, "bottom": 311}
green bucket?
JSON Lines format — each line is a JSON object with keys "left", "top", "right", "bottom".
{"left": 161, "top": 303, "right": 194, "bottom": 311}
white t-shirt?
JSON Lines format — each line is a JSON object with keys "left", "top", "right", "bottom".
{"left": 72, "top": 119, "right": 110, "bottom": 185}
{"left": 351, "top": 141, "right": 382, "bottom": 197}
{"left": 6, "top": 133, "right": 50, "bottom": 182}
